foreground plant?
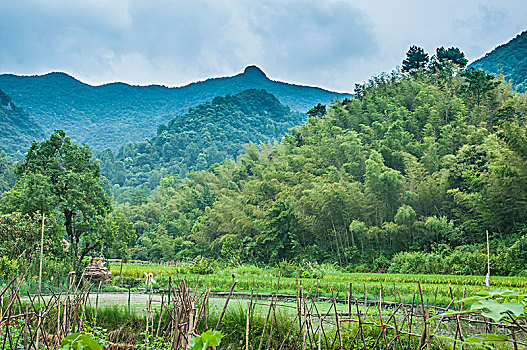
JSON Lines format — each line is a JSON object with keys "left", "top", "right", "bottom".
{"left": 189, "top": 329, "right": 224, "bottom": 350}
{"left": 432, "top": 289, "right": 527, "bottom": 347}
{"left": 59, "top": 333, "right": 102, "bottom": 350}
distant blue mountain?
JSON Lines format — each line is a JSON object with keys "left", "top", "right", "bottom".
{"left": 0, "top": 89, "right": 45, "bottom": 159}
{"left": 0, "top": 66, "right": 351, "bottom": 150}
{"left": 469, "top": 30, "right": 527, "bottom": 92}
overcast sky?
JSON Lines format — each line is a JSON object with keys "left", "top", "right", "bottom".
{"left": 0, "top": 0, "right": 525, "bottom": 92}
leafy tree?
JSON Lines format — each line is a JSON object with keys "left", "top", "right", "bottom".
{"left": 4, "top": 130, "right": 122, "bottom": 271}
{"left": 459, "top": 68, "right": 500, "bottom": 106}
{"left": 402, "top": 46, "right": 429, "bottom": 74}
{"left": 307, "top": 103, "right": 327, "bottom": 118}
{"left": 433, "top": 47, "right": 468, "bottom": 69}
{"left": 0, "top": 212, "right": 64, "bottom": 278}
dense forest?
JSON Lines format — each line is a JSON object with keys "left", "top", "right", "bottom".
{"left": 97, "top": 89, "right": 306, "bottom": 201}
{"left": 470, "top": 30, "right": 527, "bottom": 92}
{"left": 0, "top": 66, "right": 349, "bottom": 151}
{"left": 0, "top": 89, "right": 44, "bottom": 159}
{"left": 120, "top": 47, "right": 527, "bottom": 276}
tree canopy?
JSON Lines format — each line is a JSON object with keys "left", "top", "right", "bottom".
{"left": 402, "top": 46, "right": 429, "bottom": 74}
{"left": 3, "top": 130, "right": 131, "bottom": 271}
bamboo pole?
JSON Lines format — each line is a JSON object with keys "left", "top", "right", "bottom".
{"left": 486, "top": 230, "right": 491, "bottom": 291}
{"left": 35, "top": 212, "right": 45, "bottom": 350}
{"left": 246, "top": 301, "right": 250, "bottom": 350}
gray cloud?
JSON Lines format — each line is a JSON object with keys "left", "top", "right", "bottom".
{"left": 0, "top": 0, "right": 377, "bottom": 91}
{"left": 0, "top": 0, "right": 525, "bottom": 92}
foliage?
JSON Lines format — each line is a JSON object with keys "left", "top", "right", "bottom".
{"left": 388, "top": 247, "right": 486, "bottom": 275}
{"left": 307, "top": 103, "right": 327, "bottom": 118}
{"left": 0, "top": 67, "right": 350, "bottom": 152}
{"left": 0, "top": 212, "right": 64, "bottom": 277}
{"left": 188, "top": 256, "right": 215, "bottom": 275}
{"left": 2, "top": 130, "right": 132, "bottom": 271}
{"left": 433, "top": 289, "right": 527, "bottom": 347}
{"left": 434, "top": 46, "right": 468, "bottom": 68}
{"left": 402, "top": 46, "right": 429, "bottom": 74}
{"left": 0, "top": 150, "right": 15, "bottom": 193}
{"left": 189, "top": 329, "right": 224, "bottom": 350}
{"left": 124, "top": 47, "right": 527, "bottom": 269}
{"left": 59, "top": 333, "right": 102, "bottom": 350}
{"left": 459, "top": 67, "right": 500, "bottom": 106}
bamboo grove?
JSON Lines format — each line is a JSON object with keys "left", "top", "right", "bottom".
{"left": 123, "top": 52, "right": 527, "bottom": 275}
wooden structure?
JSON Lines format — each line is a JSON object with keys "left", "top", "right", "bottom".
{"left": 83, "top": 255, "right": 112, "bottom": 283}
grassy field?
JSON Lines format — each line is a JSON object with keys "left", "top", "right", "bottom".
{"left": 108, "top": 262, "right": 527, "bottom": 307}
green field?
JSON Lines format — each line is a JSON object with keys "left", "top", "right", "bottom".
{"left": 109, "top": 262, "right": 527, "bottom": 307}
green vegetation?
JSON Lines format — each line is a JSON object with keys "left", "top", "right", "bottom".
{"left": 1, "top": 130, "right": 133, "bottom": 272}
{"left": 0, "top": 150, "right": 14, "bottom": 193}
{"left": 470, "top": 30, "right": 527, "bottom": 92}
{"left": 98, "top": 89, "right": 306, "bottom": 200}
{"left": 123, "top": 47, "right": 527, "bottom": 278}
{"left": 0, "top": 66, "right": 349, "bottom": 152}
{"left": 0, "top": 89, "right": 44, "bottom": 159}
{"left": 109, "top": 261, "right": 527, "bottom": 302}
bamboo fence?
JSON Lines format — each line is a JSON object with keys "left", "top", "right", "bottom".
{"left": 0, "top": 273, "right": 525, "bottom": 349}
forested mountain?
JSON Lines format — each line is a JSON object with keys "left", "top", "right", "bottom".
{"left": 98, "top": 89, "right": 305, "bottom": 201}
{"left": 0, "top": 151, "right": 14, "bottom": 193}
{"left": 470, "top": 30, "right": 527, "bottom": 92}
{"left": 123, "top": 60, "right": 527, "bottom": 276}
{"left": 0, "top": 66, "right": 349, "bottom": 151}
{"left": 0, "top": 89, "right": 45, "bottom": 159}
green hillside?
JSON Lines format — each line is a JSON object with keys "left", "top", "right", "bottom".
{"left": 0, "top": 66, "right": 349, "bottom": 151}
{"left": 470, "top": 30, "right": 527, "bottom": 92}
{"left": 0, "top": 89, "right": 44, "bottom": 159}
{"left": 0, "top": 150, "right": 14, "bottom": 193}
{"left": 124, "top": 60, "right": 527, "bottom": 276}
{"left": 98, "top": 89, "right": 306, "bottom": 200}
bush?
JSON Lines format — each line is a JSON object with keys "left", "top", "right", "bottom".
{"left": 388, "top": 246, "right": 486, "bottom": 275}
{"left": 373, "top": 255, "right": 390, "bottom": 272}
{"left": 276, "top": 260, "right": 337, "bottom": 279}
{"left": 188, "top": 256, "right": 215, "bottom": 275}
{"left": 277, "top": 260, "right": 302, "bottom": 278}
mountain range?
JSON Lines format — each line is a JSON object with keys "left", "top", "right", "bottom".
{"left": 0, "top": 66, "right": 350, "bottom": 151}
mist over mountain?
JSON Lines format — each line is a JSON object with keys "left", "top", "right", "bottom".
{"left": 470, "top": 30, "right": 527, "bottom": 92}
{"left": 0, "top": 66, "right": 350, "bottom": 151}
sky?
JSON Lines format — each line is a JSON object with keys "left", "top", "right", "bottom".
{"left": 0, "top": 0, "right": 525, "bottom": 93}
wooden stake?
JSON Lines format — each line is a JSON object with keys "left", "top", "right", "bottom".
{"left": 246, "top": 301, "right": 250, "bottom": 350}
{"left": 486, "top": 230, "right": 491, "bottom": 291}
{"left": 36, "top": 212, "right": 45, "bottom": 350}
{"left": 119, "top": 259, "right": 124, "bottom": 287}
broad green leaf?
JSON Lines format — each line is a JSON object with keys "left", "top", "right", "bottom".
{"left": 463, "top": 333, "right": 509, "bottom": 344}
{"left": 189, "top": 329, "right": 224, "bottom": 350}
{"left": 59, "top": 333, "right": 102, "bottom": 350}
{"left": 470, "top": 299, "right": 525, "bottom": 322}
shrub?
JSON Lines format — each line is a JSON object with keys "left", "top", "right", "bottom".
{"left": 188, "top": 256, "right": 215, "bottom": 275}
